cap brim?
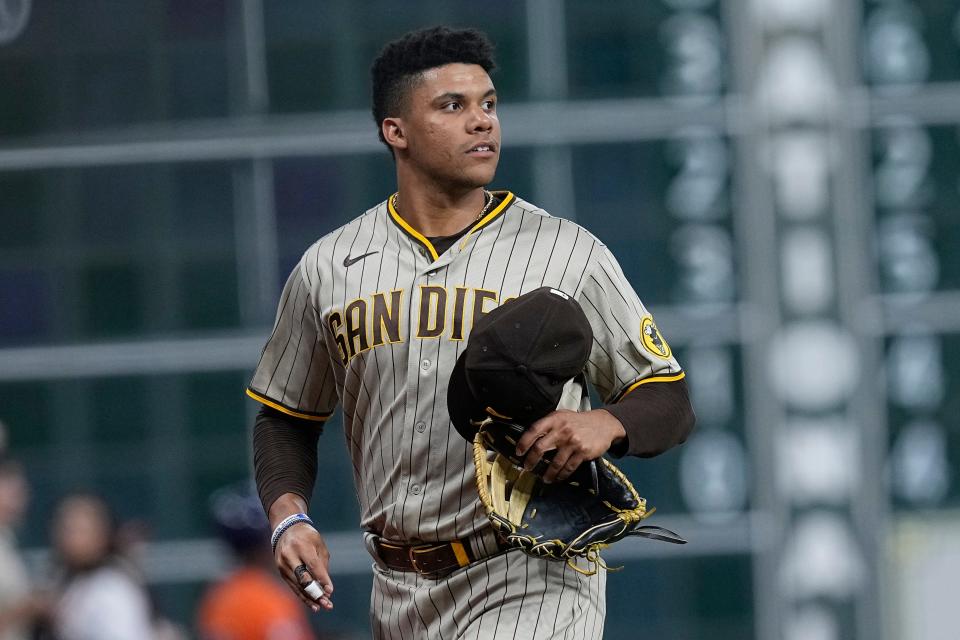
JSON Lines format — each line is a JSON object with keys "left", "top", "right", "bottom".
{"left": 446, "top": 351, "right": 489, "bottom": 443}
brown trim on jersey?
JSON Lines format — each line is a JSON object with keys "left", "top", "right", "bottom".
{"left": 611, "top": 370, "right": 686, "bottom": 404}
{"left": 386, "top": 191, "right": 515, "bottom": 261}
{"left": 245, "top": 387, "right": 333, "bottom": 422}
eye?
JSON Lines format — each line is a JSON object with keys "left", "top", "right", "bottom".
{"left": 483, "top": 99, "right": 497, "bottom": 111}
{"left": 442, "top": 102, "right": 461, "bottom": 112}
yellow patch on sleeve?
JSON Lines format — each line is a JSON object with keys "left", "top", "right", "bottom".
{"left": 640, "top": 316, "right": 672, "bottom": 359}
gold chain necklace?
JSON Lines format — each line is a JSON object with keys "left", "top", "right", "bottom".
{"left": 475, "top": 190, "right": 495, "bottom": 220}
{"left": 394, "top": 190, "right": 495, "bottom": 222}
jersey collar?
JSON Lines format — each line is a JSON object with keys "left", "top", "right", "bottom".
{"left": 387, "top": 191, "right": 515, "bottom": 261}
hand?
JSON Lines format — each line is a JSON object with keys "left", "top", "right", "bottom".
{"left": 515, "top": 409, "right": 626, "bottom": 483}
{"left": 269, "top": 494, "right": 334, "bottom": 613}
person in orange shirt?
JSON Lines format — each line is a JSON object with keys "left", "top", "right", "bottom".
{"left": 197, "top": 483, "right": 314, "bottom": 640}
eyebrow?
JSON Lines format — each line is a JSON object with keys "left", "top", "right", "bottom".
{"left": 432, "top": 88, "right": 498, "bottom": 104}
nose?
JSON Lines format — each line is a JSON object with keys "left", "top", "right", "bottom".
{"left": 468, "top": 105, "right": 494, "bottom": 132}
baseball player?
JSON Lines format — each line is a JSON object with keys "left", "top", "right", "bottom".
{"left": 248, "top": 26, "right": 695, "bottom": 639}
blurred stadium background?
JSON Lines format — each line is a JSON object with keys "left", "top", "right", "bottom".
{"left": 1, "top": 0, "right": 959, "bottom": 638}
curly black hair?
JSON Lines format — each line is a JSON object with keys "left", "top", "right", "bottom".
{"left": 371, "top": 26, "right": 497, "bottom": 150}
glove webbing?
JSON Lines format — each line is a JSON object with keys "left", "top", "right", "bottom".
{"left": 473, "top": 434, "right": 653, "bottom": 576}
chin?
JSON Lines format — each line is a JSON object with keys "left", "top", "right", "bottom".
{"left": 468, "top": 165, "right": 499, "bottom": 188}
{"left": 436, "top": 161, "right": 498, "bottom": 192}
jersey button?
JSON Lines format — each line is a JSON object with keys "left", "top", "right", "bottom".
{"left": 420, "top": 359, "right": 431, "bottom": 371}
{"left": 409, "top": 484, "right": 422, "bottom": 495}
{"left": 415, "top": 421, "right": 426, "bottom": 433}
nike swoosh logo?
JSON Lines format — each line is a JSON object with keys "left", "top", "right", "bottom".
{"left": 343, "top": 251, "right": 378, "bottom": 267}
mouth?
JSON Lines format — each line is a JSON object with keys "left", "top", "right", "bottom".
{"left": 466, "top": 142, "right": 497, "bottom": 157}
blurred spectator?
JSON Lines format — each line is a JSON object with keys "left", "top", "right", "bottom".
{"left": 0, "top": 453, "right": 47, "bottom": 640}
{"left": 197, "top": 482, "right": 315, "bottom": 640}
{"left": 45, "top": 492, "right": 154, "bottom": 640}
{"left": 110, "top": 518, "right": 189, "bottom": 640}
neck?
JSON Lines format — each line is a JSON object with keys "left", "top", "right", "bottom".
{"left": 394, "top": 169, "right": 490, "bottom": 237}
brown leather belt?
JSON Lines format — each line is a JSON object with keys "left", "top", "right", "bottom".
{"left": 373, "top": 536, "right": 507, "bottom": 578}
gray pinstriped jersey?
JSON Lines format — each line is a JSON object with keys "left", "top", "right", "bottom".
{"left": 247, "top": 191, "right": 684, "bottom": 544}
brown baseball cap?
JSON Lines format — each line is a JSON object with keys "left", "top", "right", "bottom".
{"left": 446, "top": 286, "right": 593, "bottom": 443}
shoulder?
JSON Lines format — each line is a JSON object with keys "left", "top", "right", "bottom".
{"left": 510, "top": 194, "right": 608, "bottom": 253}
{"left": 298, "top": 199, "right": 389, "bottom": 286}
{"left": 302, "top": 200, "right": 387, "bottom": 265}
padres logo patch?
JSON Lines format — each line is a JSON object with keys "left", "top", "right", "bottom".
{"left": 641, "top": 316, "right": 671, "bottom": 359}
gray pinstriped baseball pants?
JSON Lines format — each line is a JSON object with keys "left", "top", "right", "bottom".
{"left": 367, "top": 534, "right": 606, "bottom": 640}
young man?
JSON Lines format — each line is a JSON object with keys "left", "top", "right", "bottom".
{"left": 248, "top": 26, "right": 695, "bottom": 639}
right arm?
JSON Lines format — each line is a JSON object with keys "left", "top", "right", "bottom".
{"left": 253, "top": 406, "right": 332, "bottom": 612}
{"left": 253, "top": 406, "right": 333, "bottom": 612}
{"left": 247, "top": 264, "right": 339, "bottom": 612}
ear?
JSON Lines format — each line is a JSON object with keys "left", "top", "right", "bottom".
{"left": 382, "top": 117, "right": 408, "bottom": 151}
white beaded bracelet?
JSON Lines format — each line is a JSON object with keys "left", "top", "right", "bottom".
{"left": 270, "top": 513, "right": 315, "bottom": 553}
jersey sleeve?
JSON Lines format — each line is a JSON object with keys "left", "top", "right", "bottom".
{"left": 575, "top": 244, "right": 685, "bottom": 403}
{"left": 246, "top": 264, "right": 338, "bottom": 422}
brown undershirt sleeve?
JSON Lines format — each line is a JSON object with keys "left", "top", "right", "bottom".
{"left": 252, "top": 405, "right": 323, "bottom": 514}
{"left": 602, "top": 378, "right": 696, "bottom": 459}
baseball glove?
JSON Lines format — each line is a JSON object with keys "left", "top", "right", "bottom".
{"left": 472, "top": 418, "right": 686, "bottom": 575}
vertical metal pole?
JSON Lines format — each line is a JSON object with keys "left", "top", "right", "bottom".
{"left": 825, "top": 3, "right": 888, "bottom": 639}
{"left": 722, "top": 1, "right": 787, "bottom": 639}
{"left": 235, "top": 0, "right": 279, "bottom": 328}
{"left": 525, "top": 0, "right": 577, "bottom": 219}
{"left": 233, "top": 0, "right": 280, "bottom": 441}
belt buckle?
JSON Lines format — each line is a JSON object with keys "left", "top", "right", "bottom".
{"left": 407, "top": 543, "right": 437, "bottom": 577}
{"left": 407, "top": 545, "right": 424, "bottom": 574}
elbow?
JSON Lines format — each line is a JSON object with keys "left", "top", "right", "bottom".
{"left": 636, "top": 407, "right": 694, "bottom": 459}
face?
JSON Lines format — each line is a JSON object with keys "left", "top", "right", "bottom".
{"left": 386, "top": 63, "right": 501, "bottom": 191}
{"left": 53, "top": 496, "right": 112, "bottom": 569}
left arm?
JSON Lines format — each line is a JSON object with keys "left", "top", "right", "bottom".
{"left": 602, "top": 377, "right": 696, "bottom": 458}
{"left": 515, "top": 378, "right": 695, "bottom": 482}
{"left": 516, "top": 241, "right": 696, "bottom": 482}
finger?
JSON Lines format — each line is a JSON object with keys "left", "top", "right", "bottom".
{"left": 293, "top": 563, "right": 312, "bottom": 585}
{"left": 302, "top": 552, "right": 335, "bottom": 609}
{"left": 522, "top": 438, "right": 557, "bottom": 473}
{"left": 529, "top": 457, "right": 552, "bottom": 478}
{"left": 284, "top": 568, "right": 332, "bottom": 612}
{"left": 302, "top": 580, "right": 333, "bottom": 610}
{"left": 279, "top": 546, "right": 329, "bottom": 612}
{"left": 542, "top": 447, "right": 574, "bottom": 484}
{"left": 553, "top": 453, "right": 585, "bottom": 483}
{"left": 280, "top": 569, "right": 322, "bottom": 612}
{"left": 304, "top": 555, "right": 333, "bottom": 595}
{"left": 516, "top": 415, "right": 555, "bottom": 455}
{"left": 282, "top": 530, "right": 333, "bottom": 587}
{"left": 279, "top": 559, "right": 319, "bottom": 609}
{"left": 523, "top": 432, "right": 558, "bottom": 471}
